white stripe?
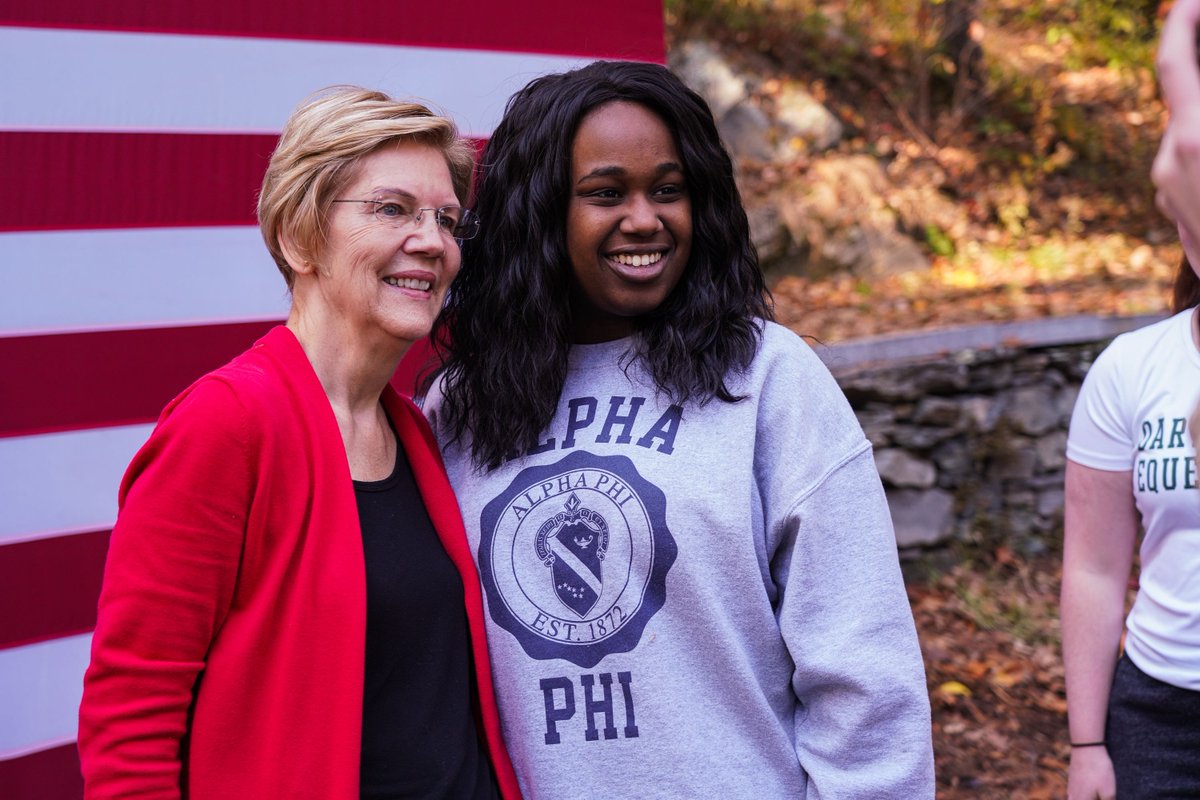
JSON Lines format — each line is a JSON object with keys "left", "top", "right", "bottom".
{"left": 0, "top": 227, "right": 289, "bottom": 337}
{"left": 550, "top": 539, "right": 604, "bottom": 595}
{"left": 0, "top": 633, "right": 90, "bottom": 760}
{"left": 0, "top": 27, "right": 587, "bottom": 137}
{"left": 0, "top": 425, "right": 153, "bottom": 544}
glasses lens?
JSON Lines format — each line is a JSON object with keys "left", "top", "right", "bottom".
{"left": 435, "top": 206, "right": 464, "bottom": 227}
{"left": 453, "top": 209, "right": 481, "bottom": 240}
{"left": 371, "top": 201, "right": 409, "bottom": 223}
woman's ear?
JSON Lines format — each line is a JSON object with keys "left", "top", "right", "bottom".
{"left": 279, "top": 228, "right": 315, "bottom": 276}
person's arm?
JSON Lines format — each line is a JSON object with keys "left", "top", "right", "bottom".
{"left": 774, "top": 447, "right": 935, "bottom": 799}
{"left": 78, "top": 379, "right": 253, "bottom": 799}
{"left": 1061, "top": 460, "right": 1139, "bottom": 800}
{"left": 1151, "top": 0, "right": 1200, "bottom": 247}
{"left": 1191, "top": 399, "right": 1200, "bottom": 451}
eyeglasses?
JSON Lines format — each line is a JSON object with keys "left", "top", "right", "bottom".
{"left": 331, "top": 199, "right": 481, "bottom": 241}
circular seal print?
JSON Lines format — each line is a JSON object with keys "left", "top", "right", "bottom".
{"left": 478, "top": 450, "right": 677, "bottom": 667}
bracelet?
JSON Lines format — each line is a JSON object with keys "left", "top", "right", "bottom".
{"left": 1070, "top": 741, "right": 1106, "bottom": 748}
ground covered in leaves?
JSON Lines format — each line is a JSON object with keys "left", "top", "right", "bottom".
{"left": 907, "top": 548, "right": 1070, "bottom": 798}
{"left": 773, "top": 235, "right": 1179, "bottom": 343}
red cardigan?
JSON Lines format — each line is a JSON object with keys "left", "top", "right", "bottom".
{"left": 78, "top": 326, "right": 519, "bottom": 799}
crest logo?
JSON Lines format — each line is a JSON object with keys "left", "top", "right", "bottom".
{"left": 478, "top": 450, "right": 676, "bottom": 667}
{"left": 535, "top": 493, "right": 609, "bottom": 617}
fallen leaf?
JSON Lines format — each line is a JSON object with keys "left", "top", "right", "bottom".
{"left": 938, "top": 680, "right": 973, "bottom": 698}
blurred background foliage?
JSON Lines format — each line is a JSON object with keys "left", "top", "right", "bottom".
{"left": 663, "top": 1, "right": 1181, "bottom": 339}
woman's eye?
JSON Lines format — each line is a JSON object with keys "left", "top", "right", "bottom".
{"left": 376, "top": 202, "right": 408, "bottom": 218}
{"left": 654, "top": 184, "right": 685, "bottom": 199}
{"left": 585, "top": 188, "right": 622, "bottom": 201}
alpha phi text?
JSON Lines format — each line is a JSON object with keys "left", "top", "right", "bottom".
{"left": 540, "top": 672, "right": 639, "bottom": 744}
{"left": 510, "top": 396, "right": 684, "bottom": 460}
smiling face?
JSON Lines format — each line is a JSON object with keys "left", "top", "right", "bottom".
{"left": 565, "top": 101, "right": 693, "bottom": 343}
{"left": 298, "top": 141, "right": 461, "bottom": 352}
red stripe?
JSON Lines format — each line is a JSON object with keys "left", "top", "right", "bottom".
{"left": 0, "top": 133, "right": 490, "bottom": 232}
{"left": 0, "top": 0, "right": 665, "bottom": 60}
{"left": 0, "top": 531, "right": 109, "bottom": 651}
{"left": 0, "top": 744, "right": 82, "bottom": 800}
{"left": 0, "top": 321, "right": 279, "bottom": 438}
{"left": 0, "top": 132, "right": 276, "bottom": 232}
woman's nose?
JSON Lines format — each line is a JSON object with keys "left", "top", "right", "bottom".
{"left": 620, "top": 194, "right": 663, "bottom": 235}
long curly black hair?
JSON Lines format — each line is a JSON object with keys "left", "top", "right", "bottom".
{"left": 429, "top": 60, "right": 773, "bottom": 468}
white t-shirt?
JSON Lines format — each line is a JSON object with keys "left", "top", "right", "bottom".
{"left": 1067, "top": 307, "right": 1200, "bottom": 690}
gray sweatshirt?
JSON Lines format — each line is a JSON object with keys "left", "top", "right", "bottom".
{"left": 424, "top": 322, "right": 934, "bottom": 799}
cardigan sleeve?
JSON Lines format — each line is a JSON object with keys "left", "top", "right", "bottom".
{"left": 78, "top": 377, "right": 255, "bottom": 799}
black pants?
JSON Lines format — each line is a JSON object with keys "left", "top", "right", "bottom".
{"left": 1106, "top": 654, "right": 1200, "bottom": 798}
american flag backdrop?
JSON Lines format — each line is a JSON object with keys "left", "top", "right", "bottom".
{"left": 0, "top": 3, "right": 664, "bottom": 796}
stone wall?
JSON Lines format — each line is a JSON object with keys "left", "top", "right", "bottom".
{"left": 814, "top": 314, "right": 1166, "bottom": 556}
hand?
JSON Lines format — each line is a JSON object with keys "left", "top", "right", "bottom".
{"left": 1067, "top": 745, "right": 1116, "bottom": 800}
{"left": 1152, "top": 0, "right": 1200, "bottom": 265}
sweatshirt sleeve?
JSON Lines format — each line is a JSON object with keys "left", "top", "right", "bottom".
{"left": 752, "top": 327, "right": 934, "bottom": 798}
{"left": 78, "top": 378, "right": 254, "bottom": 799}
{"left": 774, "top": 447, "right": 935, "bottom": 799}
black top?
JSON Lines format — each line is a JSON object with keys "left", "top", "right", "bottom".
{"left": 354, "top": 430, "right": 498, "bottom": 800}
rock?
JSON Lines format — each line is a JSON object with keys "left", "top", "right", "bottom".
{"left": 891, "top": 425, "right": 956, "bottom": 450}
{"left": 968, "top": 362, "right": 1014, "bottom": 392}
{"left": 1004, "top": 509, "right": 1038, "bottom": 538}
{"left": 1056, "top": 384, "right": 1081, "bottom": 424}
{"left": 887, "top": 179, "right": 969, "bottom": 241}
{"left": 875, "top": 447, "right": 937, "bottom": 489}
{"left": 932, "top": 438, "right": 971, "bottom": 475}
{"left": 718, "top": 103, "right": 775, "bottom": 163}
{"left": 670, "top": 40, "right": 748, "bottom": 118}
{"left": 887, "top": 487, "right": 956, "bottom": 548}
{"left": 746, "top": 204, "right": 791, "bottom": 265}
{"left": 840, "top": 372, "right": 922, "bottom": 403}
{"left": 914, "top": 396, "right": 963, "bottom": 427}
{"left": 778, "top": 155, "right": 931, "bottom": 277}
{"left": 1015, "top": 353, "right": 1051, "bottom": 373}
{"left": 1007, "top": 490, "right": 1036, "bottom": 510}
{"left": 960, "top": 396, "right": 997, "bottom": 432}
{"left": 773, "top": 82, "right": 843, "bottom": 154}
{"left": 819, "top": 225, "right": 930, "bottom": 276}
{"left": 988, "top": 443, "right": 1038, "bottom": 481}
{"left": 915, "top": 363, "right": 970, "bottom": 394}
{"left": 1018, "top": 535, "right": 1050, "bottom": 556}
{"left": 1006, "top": 385, "right": 1060, "bottom": 435}
{"left": 856, "top": 406, "right": 895, "bottom": 447}
{"left": 1034, "top": 430, "right": 1068, "bottom": 472}
{"left": 1037, "top": 488, "right": 1065, "bottom": 517}
{"left": 1027, "top": 474, "right": 1066, "bottom": 490}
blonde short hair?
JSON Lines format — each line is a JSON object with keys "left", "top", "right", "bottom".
{"left": 257, "top": 86, "right": 475, "bottom": 288}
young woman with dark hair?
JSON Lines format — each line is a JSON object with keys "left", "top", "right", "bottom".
{"left": 433, "top": 60, "right": 769, "bottom": 469}
{"left": 1063, "top": 4, "right": 1200, "bottom": 783}
{"left": 423, "top": 60, "right": 933, "bottom": 798}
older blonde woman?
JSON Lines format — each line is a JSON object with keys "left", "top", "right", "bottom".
{"left": 78, "top": 87, "right": 520, "bottom": 800}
